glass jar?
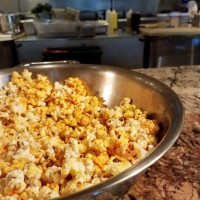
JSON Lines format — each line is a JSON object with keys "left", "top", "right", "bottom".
{"left": 169, "top": 12, "right": 180, "bottom": 27}
{"left": 157, "top": 13, "right": 169, "bottom": 27}
{"left": 179, "top": 13, "right": 190, "bottom": 27}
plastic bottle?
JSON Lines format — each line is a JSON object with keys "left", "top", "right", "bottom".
{"left": 106, "top": 9, "right": 111, "bottom": 23}
{"left": 109, "top": 9, "right": 118, "bottom": 31}
{"left": 126, "top": 9, "right": 134, "bottom": 32}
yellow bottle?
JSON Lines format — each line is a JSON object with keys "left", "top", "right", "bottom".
{"left": 109, "top": 9, "right": 118, "bottom": 33}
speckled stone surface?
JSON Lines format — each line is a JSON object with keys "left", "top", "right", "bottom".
{"left": 122, "top": 66, "right": 200, "bottom": 200}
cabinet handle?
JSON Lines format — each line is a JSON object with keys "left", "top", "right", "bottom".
{"left": 139, "top": 38, "right": 144, "bottom": 42}
{"left": 16, "top": 43, "right": 22, "bottom": 48}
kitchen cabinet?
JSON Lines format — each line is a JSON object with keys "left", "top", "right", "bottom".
{"left": 141, "top": 27, "right": 200, "bottom": 68}
{"left": 15, "top": 34, "right": 144, "bottom": 68}
{"left": 143, "top": 36, "right": 200, "bottom": 68}
{"left": 0, "top": 41, "right": 18, "bottom": 68}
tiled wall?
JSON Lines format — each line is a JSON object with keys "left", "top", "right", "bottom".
{"left": 1, "top": 0, "right": 182, "bottom": 15}
{"left": 48, "top": 0, "right": 160, "bottom": 14}
{"left": 18, "top": 0, "right": 49, "bottom": 13}
{"left": 113, "top": 0, "right": 160, "bottom": 15}
{"left": 49, "top": 0, "right": 110, "bottom": 11}
{"left": 158, "top": 0, "right": 182, "bottom": 12}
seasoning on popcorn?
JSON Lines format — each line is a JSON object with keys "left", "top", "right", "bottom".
{"left": 0, "top": 69, "right": 159, "bottom": 200}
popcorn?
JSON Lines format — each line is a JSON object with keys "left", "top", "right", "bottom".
{"left": 38, "top": 186, "right": 59, "bottom": 199}
{"left": 4, "top": 170, "right": 26, "bottom": 195}
{"left": 64, "top": 138, "right": 80, "bottom": 160}
{"left": 104, "top": 160, "right": 132, "bottom": 176}
{"left": 0, "top": 69, "right": 159, "bottom": 200}
{"left": 13, "top": 148, "right": 35, "bottom": 163}
{"left": 24, "top": 164, "right": 42, "bottom": 180}
{"left": 44, "top": 166, "right": 65, "bottom": 185}
{"left": 2, "top": 195, "right": 18, "bottom": 200}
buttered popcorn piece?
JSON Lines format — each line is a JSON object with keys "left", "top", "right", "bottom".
{"left": 0, "top": 69, "right": 159, "bottom": 200}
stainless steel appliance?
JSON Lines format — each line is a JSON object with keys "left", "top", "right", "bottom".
{"left": 20, "top": 19, "right": 36, "bottom": 35}
{"left": 79, "top": 21, "right": 108, "bottom": 37}
{"left": 42, "top": 46, "right": 103, "bottom": 64}
{"left": 0, "top": 62, "right": 184, "bottom": 200}
{"left": 0, "top": 13, "right": 22, "bottom": 35}
{"left": 33, "top": 19, "right": 108, "bottom": 38}
{"left": 33, "top": 20, "right": 79, "bottom": 38}
{"left": 143, "top": 36, "right": 200, "bottom": 68}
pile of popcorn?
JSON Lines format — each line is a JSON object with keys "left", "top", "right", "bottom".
{"left": 0, "top": 69, "right": 159, "bottom": 200}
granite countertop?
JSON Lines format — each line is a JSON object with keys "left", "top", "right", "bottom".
{"left": 122, "top": 66, "right": 200, "bottom": 200}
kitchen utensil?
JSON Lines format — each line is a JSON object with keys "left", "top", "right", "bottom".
{"left": 33, "top": 20, "right": 79, "bottom": 38}
{"left": 21, "top": 19, "right": 35, "bottom": 35}
{"left": 0, "top": 62, "right": 184, "bottom": 200}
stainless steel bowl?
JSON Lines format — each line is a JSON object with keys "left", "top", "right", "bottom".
{"left": 0, "top": 62, "right": 184, "bottom": 200}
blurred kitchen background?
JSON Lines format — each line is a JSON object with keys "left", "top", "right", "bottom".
{"left": 1, "top": 0, "right": 200, "bottom": 69}
{"left": 0, "top": 0, "right": 182, "bottom": 15}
